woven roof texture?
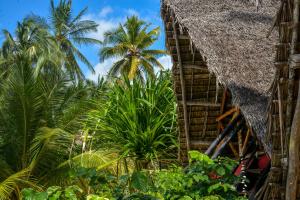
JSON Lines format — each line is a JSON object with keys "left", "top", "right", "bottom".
{"left": 162, "top": 0, "right": 280, "bottom": 153}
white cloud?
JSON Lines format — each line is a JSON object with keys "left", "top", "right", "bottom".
{"left": 83, "top": 12, "right": 119, "bottom": 41}
{"left": 90, "top": 19, "right": 117, "bottom": 41}
{"left": 158, "top": 55, "right": 172, "bottom": 70}
{"left": 126, "top": 9, "right": 139, "bottom": 17}
{"left": 99, "top": 6, "right": 113, "bottom": 17}
{"left": 87, "top": 57, "right": 118, "bottom": 81}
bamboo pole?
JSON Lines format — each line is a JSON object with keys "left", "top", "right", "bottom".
{"left": 242, "top": 129, "right": 251, "bottom": 155}
{"left": 211, "top": 119, "right": 245, "bottom": 159}
{"left": 219, "top": 122, "right": 239, "bottom": 158}
{"left": 205, "top": 114, "right": 242, "bottom": 156}
{"left": 286, "top": 0, "right": 300, "bottom": 199}
{"left": 171, "top": 13, "right": 191, "bottom": 152}
{"left": 216, "top": 107, "right": 238, "bottom": 122}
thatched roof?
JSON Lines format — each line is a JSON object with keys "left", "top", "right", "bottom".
{"left": 162, "top": 0, "right": 279, "bottom": 153}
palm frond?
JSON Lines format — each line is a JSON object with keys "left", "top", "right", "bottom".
{"left": 0, "top": 169, "right": 38, "bottom": 200}
{"left": 29, "top": 127, "right": 74, "bottom": 179}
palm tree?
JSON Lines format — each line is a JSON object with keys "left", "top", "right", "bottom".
{"left": 0, "top": 61, "right": 114, "bottom": 199}
{"left": 29, "top": 0, "right": 100, "bottom": 80}
{"left": 1, "top": 19, "right": 63, "bottom": 77}
{"left": 99, "top": 16, "right": 167, "bottom": 79}
{"left": 0, "top": 17, "right": 104, "bottom": 200}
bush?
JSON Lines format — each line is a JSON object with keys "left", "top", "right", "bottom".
{"left": 21, "top": 152, "right": 246, "bottom": 200}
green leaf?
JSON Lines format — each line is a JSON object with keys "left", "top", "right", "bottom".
{"left": 179, "top": 196, "right": 193, "bottom": 200}
{"left": 21, "top": 188, "right": 48, "bottom": 200}
{"left": 216, "top": 167, "right": 226, "bottom": 176}
{"left": 130, "top": 171, "right": 151, "bottom": 192}
{"left": 193, "top": 174, "right": 209, "bottom": 182}
{"left": 208, "top": 183, "right": 235, "bottom": 194}
{"left": 86, "top": 194, "right": 109, "bottom": 200}
{"left": 188, "top": 151, "right": 214, "bottom": 164}
{"left": 64, "top": 185, "right": 82, "bottom": 200}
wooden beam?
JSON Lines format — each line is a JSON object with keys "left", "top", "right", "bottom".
{"left": 183, "top": 65, "right": 208, "bottom": 70}
{"left": 178, "top": 101, "right": 221, "bottom": 107}
{"left": 277, "top": 83, "right": 285, "bottom": 156}
{"left": 216, "top": 107, "right": 238, "bottom": 122}
{"left": 172, "top": 13, "right": 191, "bottom": 152}
{"left": 242, "top": 129, "right": 251, "bottom": 155}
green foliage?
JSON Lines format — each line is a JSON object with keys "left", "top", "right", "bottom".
{"left": 0, "top": 0, "right": 104, "bottom": 198}
{"left": 21, "top": 152, "right": 246, "bottom": 200}
{"left": 22, "top": 185, "right": 83, "bottom": 200}
{"left": 85, "top": 71, "right": 177, "bottom": 170}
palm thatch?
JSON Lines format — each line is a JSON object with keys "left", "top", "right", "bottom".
{"left": 162, "top": 0, "right": 280, "bottom": 154}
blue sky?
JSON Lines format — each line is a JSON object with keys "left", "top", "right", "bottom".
{"left": 0, "top": 0, "right": 172, "bottom": 80}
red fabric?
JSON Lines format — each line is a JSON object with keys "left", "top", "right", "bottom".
{"left": 234, "top": 163, "right": 243, "bottom": 176}
{"left": 257, "top": 154, "right": 270, "bottom": 169}
{"left": 234, "top": 154, "right": 270, "bottom": 176}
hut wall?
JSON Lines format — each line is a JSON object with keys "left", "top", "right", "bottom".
{"left": 265, "top": 1, "right": 300, "bottom": 199}
{"left": 162, "top": 0, "right": 300, "bottom": 199}
{"left": 162, "top": 8, "right": 228, "bottom": 163}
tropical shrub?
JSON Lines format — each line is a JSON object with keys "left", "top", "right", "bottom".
{"left": 21, "top": 152, "right": 246, "bottom": 200}
{"left": 85, "top": 71, "right": 178, "bottom": 170}
{"left": 0, "top": 0, "right": 102, "bottom": 198}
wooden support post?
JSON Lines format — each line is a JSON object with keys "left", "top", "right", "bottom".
{"left": 171, "top": 13, "right": 191, "bottom": 152}
{"left": 286, "top": 0, "right": 300, "bottom": 199}
{"left": 286, "top": 81, "right": 300, "bottom": 200}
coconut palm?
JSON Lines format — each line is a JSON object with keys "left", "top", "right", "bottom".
{"left": 27, "top": 0, "right": 100, "bottom": 80}
{"left": 0, "top": 17, "right": 104, "bottom": 200}
{"left": 0, "top": 60, "right": 114, "bottom": 199}
{"left": 0, "top": 19, "right": 63, "bottom": 78}
{"left": 99, "top": 16, "right": 167, "bottom": 79}
{"left": 47, "top": 0, "right": 100, "bottom": 80}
